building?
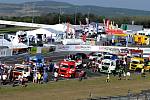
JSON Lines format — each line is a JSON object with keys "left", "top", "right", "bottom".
{"left": 121, "top": 24, "right": 143, "bottom": 31}
{"left": 0, "top": 46, "right": 12, "bottom": 57}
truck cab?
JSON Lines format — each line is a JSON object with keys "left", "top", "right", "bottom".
{"left": 99, "top": 54, "right": 118, "bottom": 73}
{"left": 12, "top": 64, "right": 31, "bottom": 80}
{"left": 129, "top": 57, "right": 144, "bottom": 71}
{"left": 100, "top": 59, "right": 116, "bottom": 73}
{"left": 88, "top": 52, "right": 103, "bottom": 60}
{"left": 58, "top": 61, "right": 77, "bottom": 78}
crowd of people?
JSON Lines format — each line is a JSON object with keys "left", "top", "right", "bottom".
{"left": 0, "top": 62, "right": 60, "bottom": 86}
{"left": 0, "top": 53, "right": 149, "bottom": 87}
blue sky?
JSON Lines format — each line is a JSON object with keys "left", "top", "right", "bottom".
{"left": 1, "top": 0, "right": 150, "bottom": 11}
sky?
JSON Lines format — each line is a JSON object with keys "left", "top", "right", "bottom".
{"left": 0, "top": 0, "right": 150, "bottom": 11}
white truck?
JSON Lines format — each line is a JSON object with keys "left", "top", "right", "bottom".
{"left": 99, "top": 54, "right": 119, "bottom": 74}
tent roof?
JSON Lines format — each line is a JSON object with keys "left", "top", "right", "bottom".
{"left": 0, "top": 39, "right": 28, "bottom": 49}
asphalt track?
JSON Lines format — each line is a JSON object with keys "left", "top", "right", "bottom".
{"left": 0, "top": 51, "right": 91, "bottom": 64}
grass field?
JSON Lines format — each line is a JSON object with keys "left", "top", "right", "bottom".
{"left": 0, "top": 73, "right": 150, "bottom": 100}
{"left": 0, "top": 27, "right": 37, "bottom": 33}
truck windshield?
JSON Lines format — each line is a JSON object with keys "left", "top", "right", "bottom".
{"left": 103, "top": 63, "right": 110, "bottom": 65}
{"left": 131, "top": 61, "right": 139, "bottom": 64}
{"left": 14, "top": 67, "right": 24, "bottom": 72}
{"left": 104, "top": 56, "right": 111, "bottom": 59}
{"left": 61, "top": 65, "right": 69, "bottom": 68}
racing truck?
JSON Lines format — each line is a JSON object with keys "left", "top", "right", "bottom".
{"left": 12, "top": 64, "right": 32, "bottom": 81}
{"left": 129, "top": 57, "right": 144, "bottom": 72}
{"left": 99, "top": 54, "right": 121, "bottom": 74}
{"left": 58, "top": 60, "right": 85, "bottom": 78}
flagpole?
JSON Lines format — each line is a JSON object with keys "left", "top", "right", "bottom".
{"left": 59, "top": 8, "right": 61, "bottom": 24}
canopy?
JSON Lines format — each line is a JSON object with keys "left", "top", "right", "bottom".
{"left": 106, "top": 29, "right": 125, "bottom": 35}
{"left": 0, "top": 39, "right": 28, "bottom": 49}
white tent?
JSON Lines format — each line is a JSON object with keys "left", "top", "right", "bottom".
{"left": 0, "top": 39, "right": 28, "bottom": 49}
{"left": 9, "top": 43, "right": 28, "bottom": 49}
{"left": 26, "top": 28, "right": 54, "bottom": 37}
{"left": 46, "top": 23, "right": 75, "bottom": 34}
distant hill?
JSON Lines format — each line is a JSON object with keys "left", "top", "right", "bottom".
{"left": 0, "top": 1, "right": 150, "bottom": 17}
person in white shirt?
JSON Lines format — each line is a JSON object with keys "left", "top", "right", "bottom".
{"left": 18, "top": 74, "right": 23, "bottom": 84}
{"left": 33, "top": 72, "right": 38, "bottom": 83}
{"left": 3, "top": 75, "right": 7, "bottom": 80}
{"left": 54, "top": 70, "right": 58, "bottom": 82}
{"left": 126, "top": 71, "right": 131, "bottom": 80}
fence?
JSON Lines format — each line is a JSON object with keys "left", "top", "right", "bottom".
{"left": 87, "top": 89, "right": 150, "bottom": 100}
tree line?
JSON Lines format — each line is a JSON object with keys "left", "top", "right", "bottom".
{"left": 1, "top": 13, "right": 150, "bottom": 28}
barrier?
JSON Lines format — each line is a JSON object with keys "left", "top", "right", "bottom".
{"left": 56, "top": 45, "right": 150, "bottom": 55}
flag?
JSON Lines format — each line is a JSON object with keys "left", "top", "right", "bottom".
{"left": 103, "top": 19, "right": 106, "bottom": 26}
{"left": 66, "top": 23, "right": 70, "bottom": 33}
{"left": 79, "top": 21, "right": 82, "bottom": 26}
{"left": 106, "top": 19, "right": 110, "bottom": 30}
{"left": 85, "top": 17, "right": 89, "bottom": 26}
{"left": 82, "top": 33, "right": 87, "bottom": 42}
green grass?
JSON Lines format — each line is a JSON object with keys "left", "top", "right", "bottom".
{"left": 0, "top": 27, "right": 37, "bottom": 33}
{"left": 1, "top": 73, "right": 150, "bottom": 100}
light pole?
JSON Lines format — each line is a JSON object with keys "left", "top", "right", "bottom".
{"left": 32, "top": 3, "right": 35, "bottom": 23}
{"left": 74, "top": 7, "right": 78, "bottom": 25}
{"left": 88, "top": 8, "right": 91, "bottom": 21}
{"left": 59, "top": 8, "right": 62, "bottom": 24}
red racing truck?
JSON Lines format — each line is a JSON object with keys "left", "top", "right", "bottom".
{"left": 58, "top": 60, "right": 85, "bottom": 78}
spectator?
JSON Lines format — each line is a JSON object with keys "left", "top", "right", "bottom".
{"left": 37, "top": 72, "right": 42, "bottom": 84}
{"left": 18, "top": 73, "right": 26, "bottom": 87}
{"left": 43, "top": 72, "right": 48, "bottom": 83}
{"left": 141, "top": 68, "right": 146, "bottom": 77}
{"left": 123, "top": 71, "right": 126, "bottom": 80}
{"left": 33, "top": 72, "right": 38, "bottom": 83}
{"left": 118, "top": 69, "right": 122, "bottom": 80}
{"left": 126, "top": 71, "right": 131, "bottom": 80}
{"left": 79, "top": 70, "right": 86, "bottom": 81}
{"left": 54, "top": 69, "right": 58, "bottom": 82}
{"left": 0, "top": 65, "right": 4, "bottom": 82}
{"left": 106, "top": 74, "right": 110, "bottom": 82}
